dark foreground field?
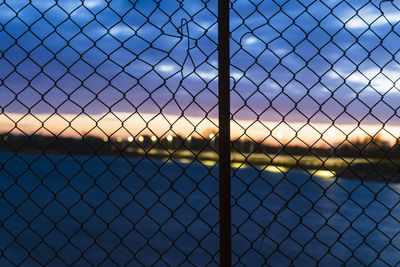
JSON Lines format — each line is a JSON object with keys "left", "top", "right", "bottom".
{"left": 1, "top": 152, "right": 400, "bottom": 266}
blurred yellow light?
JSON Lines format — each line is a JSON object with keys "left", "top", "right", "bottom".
{"left": 127, "top": 136, "right": 134, "bottom": 142}
{"left": 178, "top": 158, "right": 192, "bottom": 164}
{"left": 138, "top": 136, "right": 144, "bottom": 142}
{"left": 117, "top": 137, "right": 122, "bottom": 142}
{"left": 209, "top": 133, "right": 215, "bottom": 139}
{"left": 315, "top": 170, "right": 335, "bottom": 178}
{"left": 266, "top": 165, "right": 287, "bottom": 173}
{"left": 201, "top": 160, "right": 217, "bottom": 166}
{"left": 167, "top": 135, "right": 173, "bottom": 141}
{"left": 232, "top": 162, "right": 246, "bottom": 169}
{"left": 103, "top": 137, "right": 108, "bottom": 142}
{"left": 151, "top": 136, "right": 157, "bottom": 142}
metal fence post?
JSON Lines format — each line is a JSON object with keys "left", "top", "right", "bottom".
{"left": 218, "top": 0, "right": 231, "bottom": 266}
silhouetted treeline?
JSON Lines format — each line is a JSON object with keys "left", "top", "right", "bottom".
{"left": 1, "top": 133, "right": 399, "bottom": 159}
{"left": 233, "top": 135, "right": 399, "bottom": 159}
{"left": 0, "top": 134, "right": 114, "bottom": 156}
{"left": 0, "top": 133, "right": 218, "bottom": 157}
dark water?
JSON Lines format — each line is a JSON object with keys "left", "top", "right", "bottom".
{"left": 0, "top": 153, "right": 399, "bottom": 266}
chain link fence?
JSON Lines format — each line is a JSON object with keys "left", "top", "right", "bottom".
{"left": 1, "top": 0, "right": 220, "bottom": 265}
{"left": 230, "top": 0, "right": 400, "bottom": 265}
{"left": 1, "top": 0, "right": 400, "bottom": 266}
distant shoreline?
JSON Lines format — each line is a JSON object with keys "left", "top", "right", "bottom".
{"left": 123, "top": 147, "right": 400, "bottom": 183}
{"left": 1, "top": 133, "right": 399, "bottom": 183}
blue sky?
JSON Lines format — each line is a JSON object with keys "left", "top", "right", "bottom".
{"left": 1, "top": 0, "right": 400, "bottom": 127}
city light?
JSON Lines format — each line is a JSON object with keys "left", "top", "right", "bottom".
{"left": 167, "top": 135, "right": 173, "bottom": 142}
{"left": 151, "top": 136, "right": 157, "bottom": 142}
{"left": 128, "top": 136, "right": 134, "bottom": 142}
{"left": 178, "top": 158, "right": 192, "bottom": 164}
{"left": 117, "top": 137, "right": 122, "bottom": 142}
{"left": 138, "top": 136, "right": 144, "bottom": 142}
{"left": 232, "top": 162, "right": 247, "bottom": 169}
{"left": 103, "top": 136, "right": 108, "bottom": 142}
{"left": 266, "top": 165, "right": 287, "bottom": 173}
{"left": 314, "top": 170, "right": 335, "bottom": 178}
{"left": 200, "top": 159, "right": 217, "bottom": 166}
{"left": 209, "top": 133, "right": 215, "bottom": 139}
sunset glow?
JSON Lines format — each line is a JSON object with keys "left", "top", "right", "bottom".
{"left": 2, "top": 112, "right": 400, "bottom": 146}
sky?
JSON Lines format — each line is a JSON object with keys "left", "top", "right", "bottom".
{"left": 1, "top": 0, "right": 400, "bottom": 144}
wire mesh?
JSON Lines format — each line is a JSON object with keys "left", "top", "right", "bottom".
{"left": 2, "top": 0, "right": 400, "bottom": 266}
{"left": 230, "top": 0, "right": 400, "bottom": 265}
{"left": 0, "top": 0, "right": 220, "bottom": 265}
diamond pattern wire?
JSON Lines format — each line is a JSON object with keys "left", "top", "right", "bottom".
{"left": 230, "top": 0, "right": 400, "bottom": 266}
{"left": 2, "top": 0, "right": 400, "bottom": 266}
{"left": 0, "top": 0, "right": 220, "bottom": 266}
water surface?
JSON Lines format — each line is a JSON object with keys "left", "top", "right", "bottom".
{"left": 0, "top": 153, "right": 399, "bottom": 266}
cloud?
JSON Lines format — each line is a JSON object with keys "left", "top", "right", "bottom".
{"left": 109, "top": 24, "right": 136, "bottom": 36}
{"left": 244, "top": 37, "right": 258, "bottom": 45}
{"left": 345, "top": 8, "right": 400, "bottom": 29}
{"left": 329, "top": 67, "right": 400, "bottom": 93}
{"left": 197, "top": 71, "right": 217, "bottom": 80}
{"left": 197, "top": 20, "right": 213, "bottom": 29}
{"left": 274, "top": 48, "right": 288, "bottom": 56}
{"left": 84, "top": 0, "right": 102, "bottom": 8}
{"left": 345, "top": 17, "right": 369, "bottom": 29}
{"left": 158, "top": 64, "right": 176, "bottom": 72}
{"left": 232, "top": 72, "right": 244, "bottom": 80}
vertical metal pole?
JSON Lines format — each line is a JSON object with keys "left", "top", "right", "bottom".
{"left": 218, "top": 0, "right": 231, "bottom": 266}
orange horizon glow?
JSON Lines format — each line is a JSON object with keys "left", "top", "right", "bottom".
{"left": 1, "top": 112, "right": 400, "bottom": 147}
